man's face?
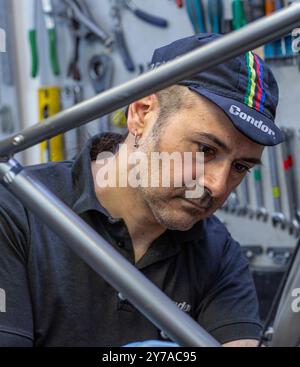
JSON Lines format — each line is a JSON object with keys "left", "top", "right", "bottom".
{"left": 136, "top": 93, "right": 264, "bottom": 231}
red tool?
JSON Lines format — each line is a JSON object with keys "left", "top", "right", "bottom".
{"left": 177, "top": 0, "right": 184, "bottom": 8}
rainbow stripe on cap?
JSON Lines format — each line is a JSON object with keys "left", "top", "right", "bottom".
{"left": 244, "top": 51, "right": 265, "bottom": 114}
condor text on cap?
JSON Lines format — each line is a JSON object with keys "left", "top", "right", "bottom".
{"left": 229, "top": 105, "right": 275, "bottom": 137}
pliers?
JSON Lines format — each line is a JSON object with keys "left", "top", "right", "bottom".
{"left": 63, "top": 0, "right": 114, "bottom": 48}
{"left": 29, "top": 0, "right": 60, "bottom": 78}
{"left": 110, "top": 0, "right": 169, "bottom": 72}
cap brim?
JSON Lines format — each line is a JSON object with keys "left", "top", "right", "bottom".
{"left": 188, "top": 86, "right": 284, "bottom": 146}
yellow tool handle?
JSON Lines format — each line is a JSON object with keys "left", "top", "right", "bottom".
{"left": 38, "top": 86, "right": 64, "bottom": 163}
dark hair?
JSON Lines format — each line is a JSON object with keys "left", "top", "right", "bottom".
{"left": 90, "top": 132, "right": 126, "bottom": 161}
{"left": 151, "top": 85, "right": 196, "bottom": 137}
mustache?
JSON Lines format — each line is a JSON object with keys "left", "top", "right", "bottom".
{"left": 181, "top": 188, "right": 213, "bottom": 209}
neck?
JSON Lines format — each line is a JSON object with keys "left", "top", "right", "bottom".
{"left": 91, "top": 158, "right": 166, "bottom": 260}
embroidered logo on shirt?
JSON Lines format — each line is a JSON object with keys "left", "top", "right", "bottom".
{"left": 175, "top": 301, "right": 191, "bottom": 313}
{"left": 0, "top": 288, "right": 6, "bottom": 312}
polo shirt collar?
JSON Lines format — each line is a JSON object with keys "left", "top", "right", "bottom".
{"left": 71, "top": 133, "right": 110, "bottom": 215}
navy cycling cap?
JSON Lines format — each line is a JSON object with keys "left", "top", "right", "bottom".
{"left": 149, "top": 33, "right": 284, "bottom": 146}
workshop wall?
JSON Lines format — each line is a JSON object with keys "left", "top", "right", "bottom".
{"left": 7, "top": 0, "right": 194, "bottom": 164}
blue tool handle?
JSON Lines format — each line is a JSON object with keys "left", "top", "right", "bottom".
{"left": 264, "top": 43, "right": 274, "bottom": 59}
{"left": 207, "top": 0, "right": 222, "bottom": 34}
{"left": 133, "top": 9, "right": 168, "bottom": 28}
{"left": 115, "top": 31, "right": 135, "bottom": 72}
{"left": 212, "top": 16, "right": 220, "bottom": 33}
{"left": 285, "top": 35, "right": 294, "bottom": 57}
{"left": 194, "top": 0, "right": 206, "bottom": 32}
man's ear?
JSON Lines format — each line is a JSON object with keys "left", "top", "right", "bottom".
{"left": 127, "top": 94, "right": 158, "bottom": 135}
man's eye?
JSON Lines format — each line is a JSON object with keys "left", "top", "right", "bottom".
{"left": 234, "top": 163, "right": 251, "bottom": 174}
{"left": 198, "top": 144, "right": 215, "bottom": 156}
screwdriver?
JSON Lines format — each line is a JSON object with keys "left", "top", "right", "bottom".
{"left": 186, "top": 0, "right": 206, "bottom": 33}
{"left": 222, "top": 0, "right": 233, "bottom": 33}
{"left": 232, "top": 0, "right": 247, "bottom": 30}
{"left": 207, "top": 0, "right": 223, "bottom": 34}
{"left": 264, "top": 0, "right": 276, "bottom": 59}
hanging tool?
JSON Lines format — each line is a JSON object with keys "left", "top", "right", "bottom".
{"left": 264, "top": 0, "right": 276, "bottom": 59}
{"left": 29, "top": 0, "right": 39, "bottom": 78}
{"left": 221, "top": 0, "right": 233, "bottom": 33}
{"left": 0, "top": 105, "right": 14, "bottom": 135}
{"left": 247, "top": 0, "right": 266, "bottom": 21}
{"left": 42, "top": 0, "right": 60, "bottom": 76}
{"left": 243, "top": 0, "right": 254, "bottom": 22}
{"left": 272, "top": 0, "right": 290, "bottom": 58}
{"left": 63, "top": 0, "right": 113, "bottom": 48}
{"left": 207, "top": 0, "right": 223, "bottom": 34}
{"left": 232, "top": 0, "right": 247, "bottom": 30}
{"left": 280, "top": 128, "right": 300, "bottom": 236}
{"left": 61, "top": 86, "right": 80, "bottom": 160}
{"left": 253, "top": 167, "right": 268, "bottom": 221}
{"left": 236, "top": 174, "right": 254, "bottom": 217}
{"left": 268, "top": 146, "right": 286, "bottom": 229}
{"left": 176, "top": 0, "right": 184, "bottom": 8}
{"left": 0, "top": 0, "right": 14, "bottom": 85}
{"left": 39, "top": 87, "right": 64, "bottom": 162}
{"left": 121, "top": 0, "right": 169, "bottom": 28}
{"left": 0, "top": 86, "right": 14, "bottom": 135}
{"left": 110, "top": 0, "right": 135, "bottom": 72}
{"left": 89, "top": 54, "right": 114, "bottom": 133}
{"left": 29, "top": 0, "right": 60, "bottom": 78}
{"left": 65, "top": 2, "right": 84, "bottom": 82}
{"left": 186, "top": 0, "right": 206, "bottom": 33}
{"left": 109, "top": 0, "right": 168, "bottom": 72}
{"left": 89, "top": 54, "right": 114, "bottom": 94}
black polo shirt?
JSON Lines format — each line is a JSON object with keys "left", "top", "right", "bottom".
{"left": 0, "top": 133, "right": 262, "bottom": 347}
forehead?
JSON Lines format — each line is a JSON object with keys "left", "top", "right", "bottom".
{"left": 166, "top": 93, "right": 264, "bottom": 154}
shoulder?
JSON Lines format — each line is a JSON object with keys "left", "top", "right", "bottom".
{"left": 201, "top": 214, "right": 236, "bottom": 254}
{"left": 25, "top": 160, "right": 73, "bottom": 185}
{"left": 189, "top": 215, "right": 242, "bottom": 271}
{"left": 202, "top": 214, "right": 230, "bottom": 241}
{"left": 0, "top": 160, "right": 73, "bottom": 224}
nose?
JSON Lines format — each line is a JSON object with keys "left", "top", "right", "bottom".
{"left": 204, "top": 161, "right": 231, "bottom": 198}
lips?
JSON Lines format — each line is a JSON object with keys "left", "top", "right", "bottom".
{"left": 183, "top": 198, "right": 210, "bottom": 211}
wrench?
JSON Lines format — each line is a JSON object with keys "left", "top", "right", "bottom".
{"left": 268, "top": 146, "right": 286, "bottom": 229}
{"left": 89, "top": 54, "right": 114, "bottom": 94}
{"left": 110, "top": 0, "right": 135, "bottom": 72}
{"left": 89, "top": 54, "right": 114, "bottom": 133}
{"left": 253, "top": 167, "right": 268, "bottom": 221}
{"left": 281, "top": 128, "right": 300, "bottom": 236}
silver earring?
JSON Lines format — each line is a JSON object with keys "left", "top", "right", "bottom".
{"left": 134, "top": 131, "right": 140, "bottom": 148}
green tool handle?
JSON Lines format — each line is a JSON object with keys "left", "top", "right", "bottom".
{"left": 48, "top": 28, "right": 60, "bottom": 76}
{"left": 29, "top": 29, "right": 38, "bottom": 78}
{"left": 254, "top": 168, "right": 262, "bottom": 182}
{"left": 232, "top": 0, "right": 247, "bottom": 30}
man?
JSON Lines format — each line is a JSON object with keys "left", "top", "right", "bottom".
{"left": 0, "top": 34, "right": 284, "bottom": 347}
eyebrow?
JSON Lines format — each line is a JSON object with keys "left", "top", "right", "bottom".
{"left": 196, "top": 132, "right": 263, "bottom": 165}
